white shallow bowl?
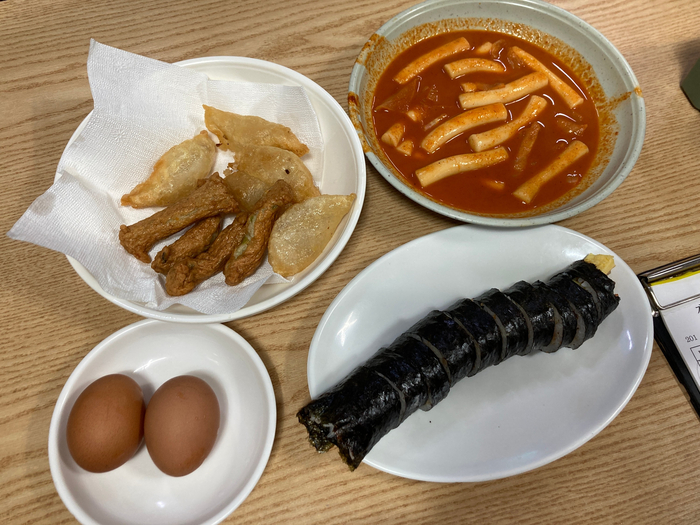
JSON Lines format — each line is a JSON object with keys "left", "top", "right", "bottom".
{"left": 308, "top": 225, "right": 653, "bottom": 481}
{"left": 66, "top": 56, "right": 365, "bottom": 323}
{"left": 348, "top": 0, "right": 645, "bottom": 226}
{"left": 49, "top": 320, "right": 276, "bottom": 525}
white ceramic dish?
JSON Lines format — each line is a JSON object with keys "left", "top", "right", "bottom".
{"left": 64, "top": 56, "right": 365, "bottom": 323}
{"left": 49, "top": 320, "right": 276, "bottom": 525}
{"left": 307, "top": 225, "right": 653, "bottom": 482}
{"left": 348, "top": 0, "right": 645, "bottom": 226}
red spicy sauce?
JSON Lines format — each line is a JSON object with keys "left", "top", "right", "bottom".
{"left": 372, "top": 30, "right": 599, "bottom": 216}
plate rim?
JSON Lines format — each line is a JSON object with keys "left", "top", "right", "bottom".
{"left": 47, "top": 319, "right": 277, "bottom": 525}
{"left": 63, "top": 54, "right": 366, "bottom": 323}
{"left": 307, "top": 224, "right": 653, "bottom": 482}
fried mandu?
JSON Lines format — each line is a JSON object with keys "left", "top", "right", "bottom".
{"left": 222, "top": 169, "right": 270, "bottom": 212}
{"left": 121, "top": 131, "right": 216, "bottom": 208}
{"left": 203, "top": 105, "right": 309, "bottom": 157}
{"left": 223, "top": 180, "right": 296, "bottom": 286}
{"left": 268, "top": 194, "right": 356, "bottom": 278}
{"left": 119, "top": 175, "right": 239, "bottom": 263}
{"left": 227, "top": 143, "right": 320, "bottom": 202}
{"left": 164, "top": 212, "right": 249, "bottom": 296}
{"left": 151, "top": 215, "right": 222, "bottom": 275}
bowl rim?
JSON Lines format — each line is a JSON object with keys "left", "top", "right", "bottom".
{"left": 348, "top": 0, "right": 646, "bottom": 227}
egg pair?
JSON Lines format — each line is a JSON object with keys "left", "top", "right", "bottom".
{"left": 66, "top": 374, "right": 220, "bottom": 477}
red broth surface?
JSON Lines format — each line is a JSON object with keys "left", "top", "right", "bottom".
{"left": 372, "top": 30, "right": 599, "bottom": 215}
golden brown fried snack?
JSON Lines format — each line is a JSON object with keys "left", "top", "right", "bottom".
{"left": 164, "top": 212, "right": 249, "bottom": 296}
{"left": 222, "top": 169, "right": 270, "bottom": 212}
{"left": 118, "top": 175, "right": 239, "bottom": 263}
{"left": 121, "top": 131, "right": 217, "bottom": 208}
{"left": 228, "top": 143, "right": 320, "bottom": 202}
{"left": 224, "top": 180, "right": 296, "bottom": 286}
{"left": 268, "top": 194, "right": 356, "bottom": 277}
{"left": 204, "top": 105, "right": 309, "bottom": 156}
{"left": 151, "top": 215, "right": 223, "bottom": 275}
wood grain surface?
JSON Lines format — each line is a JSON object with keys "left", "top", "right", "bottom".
{"left": 2, "top": 0, "right": 700, "bottom": 523}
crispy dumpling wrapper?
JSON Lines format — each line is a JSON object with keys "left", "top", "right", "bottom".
{"left": 121, "top": 131, "right": 216, "bottom": 208}
{"left": 222, "top": 170, "right": 271, "bottom": 212}
{"left": 204, "top": 105, "right": 309, "bottom": 157}
{"left": 268, "top": 194, "right": 356, "bottom": 277}
{"left": 227, "top": 143, "right": 320, "bottom": 202}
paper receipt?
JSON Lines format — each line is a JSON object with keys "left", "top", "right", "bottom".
{"left": 653, "top": 270, "right": 700, "bottom": 387}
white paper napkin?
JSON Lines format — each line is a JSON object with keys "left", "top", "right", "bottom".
{"left": 8, "top": 40, "right": 323, "bottom": 315}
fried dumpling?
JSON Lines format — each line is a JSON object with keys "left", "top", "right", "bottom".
{"left": 227, "top": 143, "right": 320, "bottom": 203}
{"left": 121, "top": 131, "right": 216, "bottom": 208}
{"left": 203, "top": 105, "right": 309, "bottom": 157}
{"left": 222, "top": 169, "right": 270, "bottom": 212}
{"left": 268, "top": 193, "right": 356, "bottom": 277}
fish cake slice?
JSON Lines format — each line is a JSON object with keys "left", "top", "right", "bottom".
{"left": 151, "top": 215, "right": 222, "bottom": 275}
{"left": 164, "top": 212, "right": 249, "bottom": 296}
{"left": 118, "top": 175, "right": 239, "bottom": 263}
{"left": 223, "top": 180, "right": 296, "bottom": 286}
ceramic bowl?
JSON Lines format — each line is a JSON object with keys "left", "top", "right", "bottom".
{"left": 348, "top": 0, "right": 645, "bottom": 226}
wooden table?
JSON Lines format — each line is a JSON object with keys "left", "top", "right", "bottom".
{"left": 2, "top": 0, "right": 699, "bottom": 523}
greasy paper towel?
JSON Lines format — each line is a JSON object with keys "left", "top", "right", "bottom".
{"left": 8, "top": 40, "right": 323, "bottom": 315}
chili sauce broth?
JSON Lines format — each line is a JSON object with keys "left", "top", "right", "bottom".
{"left": 371, "top": 30, "right": 599, "bottom": 215}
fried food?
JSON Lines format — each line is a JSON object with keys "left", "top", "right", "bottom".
{"left": 203, "top": 105, "right": 309, "bottom": 156}
{"left": 121, "top": 131, "right": 216, "bottom": 208}
{"left": 119, "top": 175, "right": 239, "bottom": 263}
{"left": 222, "top": 169, "right": 271, "bottom": 212}
{"left": 151, "top": 215, "right": 222, "bottom": 275}
{"left": 227, "top": 143, "right": 320, "bottom": 203}
{"left": 268, "top": 194, "right": 356, "bottom": 278}
{"left": 164, "top": 212, "right": 249, "bottom": 296}
{"left": 223, "top": 180, "right": 296, "bottom": 286}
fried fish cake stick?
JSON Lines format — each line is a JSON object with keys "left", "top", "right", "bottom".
{"left": 415, "top": 148, "right": 509, "bottom": 187}
{"left": 393, "top": 37, "right": 470, "bottom": 84}
{"left": 468, "top": 95, "right": 548, "bottom": 152}
{"left": 443, "top": 58, "right": 505, "bottom": 79}
{"left": 151, "top": 215, "right": 222, "bottom": 275}
{"left": 512, "top": 141, "right": 589, "bottom": 203}
{"left": 119, "top": 175, "right": 239, "bottom": 263}
{"left": 508, "top": 46, "right": 584, "bottom": 109}
{"left": 164, "top": 212, "right": 249, "bottom": 296}
{"left": 421, "top": 103, "right": 507, "bottom": 153}
{"left": 458, "top": 72, "right": 548, "bottom": 109}
{"left": 224, "top": 180, "right": 296, "bottom": 286}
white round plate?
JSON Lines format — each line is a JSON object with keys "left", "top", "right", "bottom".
{"left": 49, "top": 320, "right": 276, "bottom": 524}
{"left": 64, "top": 56, "right": 365, "bottom": 323}
{"left": 307, "top": 225, "right": 653, "bottom": 482}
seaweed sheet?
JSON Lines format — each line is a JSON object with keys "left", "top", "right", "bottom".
{"left": 298, "top": 259, "right": 620, "bottom": 470}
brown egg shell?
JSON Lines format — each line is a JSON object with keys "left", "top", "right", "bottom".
{"left": 66, "top": 374, "right": 146, "bottom": 473}
{"left": 144, "top": 375, "right": 221, "bottom": 477}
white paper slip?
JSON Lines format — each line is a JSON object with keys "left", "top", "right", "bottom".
{"left": 657, "top": 291, "right": 700, "bottom": 385}
{"left": 639, "top": 255, "right": 700, "bottom": 415}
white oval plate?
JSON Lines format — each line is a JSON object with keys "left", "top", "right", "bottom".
{"left": 64, "top": 56, "right": 365, "bottom": 323}
{"left": 49, "top": 320, "right": 276, "bottom": 525}
{"left": 308, "top": 225, "right": 653, "bottom": 482}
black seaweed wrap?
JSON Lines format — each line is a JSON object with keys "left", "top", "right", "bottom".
{"left": 546, "top": 273, "right": 600, "bottom": 341}
{"left": 409, "top": 310, "right": 477, "bottom": 384}
{"left": 445, "top": 298, "right": 502, "bottom": 374}
{"left": 298, "top": 258, "right": 620, "bottom": 470}
{"left": 503, "top": 281, "right": 557, "bottom": 353}
{"left": 532, "top": 280, "right": 579, "bottom": 350}
{"left": 564, "top": 261, "right": 620, "bottom": 322}
{"left": 475, "top": 288, "right": 530, "bottom": 361}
